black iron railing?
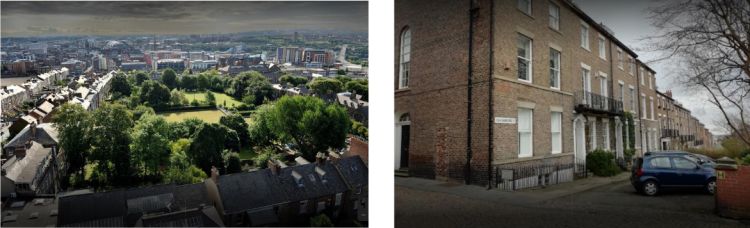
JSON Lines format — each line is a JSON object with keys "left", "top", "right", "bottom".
{"left": 493, "top": 159, "right": 587, "bottom": 191}
{"left": 574, "top": 91, "right": 624, "bottom": 115}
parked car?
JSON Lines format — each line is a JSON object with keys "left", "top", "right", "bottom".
{"left": 644, "top": 151, "right": 715, "bottom": 167}
{"left": 631, "top": 153, "right": 716, "bottom": 196}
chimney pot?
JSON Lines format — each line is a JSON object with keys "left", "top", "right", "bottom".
{"left": 210, "top": 166, "right": 219, "bottom": 182}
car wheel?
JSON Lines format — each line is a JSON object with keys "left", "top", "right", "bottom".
{"left": 642, "top": 180, "right": 659, "bottom": 196}
{"left": 706, "top": 179, "right": 717, "bottom": 195}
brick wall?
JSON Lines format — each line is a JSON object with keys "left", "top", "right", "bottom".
{"left": 716, "top": 165, "right": 750, "bottom": 219}
{"left": 346, "top": 135, "right": 368, "bottom": 165}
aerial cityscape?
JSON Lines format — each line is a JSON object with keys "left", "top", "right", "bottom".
{"left": 1, "top": 1, "right": 368, "bottom": 227}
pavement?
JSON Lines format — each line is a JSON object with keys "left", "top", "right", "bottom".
{"left": 395, "top": 174, "right": 748, "bottom": 228}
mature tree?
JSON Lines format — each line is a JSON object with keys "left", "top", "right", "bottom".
{"left": 132, "top": 105, "right": 155, "bottom": 121}
{"left": 334, "top": 75, "right": 352, "bottom": 84}
{"left": 220, "top": 113, "right": 250, "bottom": 148}
{"left": 241, "top": 94, "right": 256, "bottom": 106}
{"left": 139, "top": 80, "right": 171, "bottom": 107}
{"left": 90, "top": 103, "right": 134, "bottom": 182}
{"left": 111, "top": 72, "right": 132, "bottom": 99}
{"left": 170, "top": 89, "right": 188, "bottom": 106}
{"left": 351, "top": 120, "right": 368, "bottom": 139}
{"left": 227, "top": 71, "right": 273, "bottom": 105}
{"left": 248, "top": 104, "right": 276, "bottom": 149}
{"left": 198, "top": 74, "right": 210, "bottom": 91}
{"left": 130, "top": 114, "right": 171, "bottom": 176}
{"left": 188, "top": 123, "right": 235, "bottom": 174}
{"left": 164, "top": 140, "right": 207, "bottom": 184}
{"left": 161, "top": 68, "right": 178, "bottom": 89}
{"left": 345, "top": 80, "right": 368, "bottom": 101}
{"left": 181, "top": 75, "right": 198, "bottom": 91}
{"left": 280, "top": 75, "right": 308, "bottom": 87}
{"left": 336, "top": 69, "right": 346, "bottom": 75}
{"left": 225, "top": 152, "right": 242, "bottom": 174}
{"left": 253, "top": 96, "right": 351, "bottom": 161}
{"left": 252, "top": 148, "right": 281, "bottom": 169}
{"left": 649, "top": 0, "right": 750, "bottom": 146}
{"left": 169, "top": 117, "right": 205, "bottom": 140}
{"left": 53, "top": 104, "right": 93, "bottom": 176}
{"left": 206, "top": 91, "right": 216, "bottom": 106}
{"left": 308, "top": 77, "right": 343, "bottom": 97}
{"left": 134, "top": 71, "right": 150, "bottom": 86}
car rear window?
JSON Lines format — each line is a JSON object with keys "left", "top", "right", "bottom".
{"left": 649, "top": 157, "right": 671, "bottom": 168}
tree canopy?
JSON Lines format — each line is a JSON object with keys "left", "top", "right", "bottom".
{"left": 53, "top": 103, "right": 93, "bottom": 176}
{"left": 111, "top": 72, "right": 131, "bottom": 99}
{"left": 251, "top": 96, "right": 351, "bottom": 161}
{"left": 139, "top": 80, "right": 172, "bottom": 107}
{"left": 89, "top": 103, "right": 134, "bottom": 183}
{"left": 161, "top": 68, "right": 178, "bottom": 89}
{"left": 308, "top": 77, "right": 343, "bottom": 97}
{"left": 187, "top": 123, "right": 237, "bottom": 174}
{"left": 130, "top": 114, "right": 171, "bottom": 176}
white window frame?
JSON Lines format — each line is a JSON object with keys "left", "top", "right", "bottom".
{"left": 580, "top": 22, "right": 590, "bottom": 50}
{"left": 640, "top": 67, "right": 645, "bottom": 85}
{"left": 549, "top": 48, "right": 561, "bottom": 89}
{"left": 650, "top": 97, "right": 655, "bottom": 120}
{"left": 649, "top": 73, "right": 654, "bottom": 90}
{"left": 604, "top": 120, "right": 611, "bottom": 150}
{"left": 581, "top": 63, "right": 592, "bottom": 104}
{"left": 598, "top": 35, "right": 607, "bottom": 60}
{"left": 518, "top": 0, "right": 532, "bottom": 15}
{"left": 548, "top": 2, "right": 560, "bottom": 30}
{"left": 617, "top": 48, "right": 623, "bottom": 70}
{"left": 551, "top": 111, "right": 562, "bottom": 154}
{"left": 629, "top": 85, "right": 636, "bottom": 114}
{"left": 628, "top": 57, "right": 634, "bottom": 75}
{"left": 518, "top": 34, "right": 533, "bottom": 83}
{"left": 641, "top": 94, "right": 647, "bottom": 119}
{"left": 398, "top": 28, "right": 411, "bottom": 89}
{"left": 518, "top": 108, "right": 534, "bottom": 158}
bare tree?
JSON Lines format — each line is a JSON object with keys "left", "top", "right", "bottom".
{"left": 648, "top": 0, "right": 750, "bottom": 146}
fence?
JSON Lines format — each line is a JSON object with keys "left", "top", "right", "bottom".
{"left": 493, "top": 158, "right": 588, "bottom": 191}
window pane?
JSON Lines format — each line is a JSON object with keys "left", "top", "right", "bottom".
{"left": 673, "top": 157, "right": 697, "bottom": 169}
{"left": 649, "top": 157, "right": 671, "bottom": 168}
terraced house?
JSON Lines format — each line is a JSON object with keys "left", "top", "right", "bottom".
{"left": 394, "top": 0, "right": 713, "bottom": 189}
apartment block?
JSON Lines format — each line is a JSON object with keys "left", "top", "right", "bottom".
{"left": 395, "top": 0, "right": 713, "bottom": 188}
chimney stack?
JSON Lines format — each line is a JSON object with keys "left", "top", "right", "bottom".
{"left": 315, "top": 152, "right": 326, "bottom": 165}
{"left": 30, "top": 122, "right": 37, "bottom": 139}
{"left": 268, "top": 160, "right": 279, "bottom": 175}
{"left": 327, "top": 151, "right": 341, "bottom": 164}
{"left": 665, "top": 90, "right": 673, "bottom": 98}
{"left": 210, "top": 166, "right": 219, "bottom": 183}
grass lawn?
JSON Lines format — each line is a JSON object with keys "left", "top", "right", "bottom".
{"left": 183, "top": 91, "right": 244, "bottom": 108}
{"left": 238, "top": 147, "right": 256, "bottom": 160}
{"left": 159, "top": 109, "right": 225, "bottom": 123}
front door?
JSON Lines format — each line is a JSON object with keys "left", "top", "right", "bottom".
{"left": 400, "top": 125, "right": 410, "bottom": 168}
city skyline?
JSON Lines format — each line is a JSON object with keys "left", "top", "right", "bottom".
{"left": 1, "top": 1, "right": 368, "bottom": 37}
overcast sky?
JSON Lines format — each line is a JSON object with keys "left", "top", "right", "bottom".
{"left": 0, "top": 1, "right": 368, "bottom": 36}
{"left": 573, "top": 0, "right": 728, "bottom": 135}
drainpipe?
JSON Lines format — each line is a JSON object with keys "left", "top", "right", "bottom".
{"left": 487, "top": 0, "right": 494, "bottom": 190}
{"left": 636, "top": 62, "right": 645, "bottom": 156}
{"left": 465, "top": 0, "right": 476, "bottom": 185}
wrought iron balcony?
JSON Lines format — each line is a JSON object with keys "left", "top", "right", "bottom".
{"left": 574, "top": 91, "right": 624, "bottom": 115}
{"left": 680, "top": 134, "right": 696, "bottom": 141}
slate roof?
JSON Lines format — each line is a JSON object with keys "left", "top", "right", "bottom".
{"left": 57, "top": 183, "right": 211, "bottom": 227}
{"left": 137, "top": 206, "right": 224, "bottom": 227}
{"left": 334, "top": 156, "right": 368, "bottom": 189}
{"left": 1, "top": 142, "right": 52, "bottom": 184}
{"left": 4, "top": 123, "right": 59, "bottom": 150}
{"left": 216, "top": 161, "right": 350, "bottom": 214}
{"left": 216, "top": 169, "right": 285, "bottom": 214}
{"left": 37, "top": 101, "right": 55, "bottom": 114}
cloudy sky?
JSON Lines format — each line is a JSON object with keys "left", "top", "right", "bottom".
{"left": 573, "top": 0, "right": 729, "bottom": 135}
{"left": 0, "top": 1, "right": 368, "bottom": 36}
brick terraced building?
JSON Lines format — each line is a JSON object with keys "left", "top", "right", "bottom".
{"left": 394, "top": 0, "right": 714, "bottom": 188}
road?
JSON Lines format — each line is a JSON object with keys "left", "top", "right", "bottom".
{"left": 395, "top": 179, "right": 747, "bottom": 228}
{"left": 338, "top": 44, "right": 350, "bottom": 65}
